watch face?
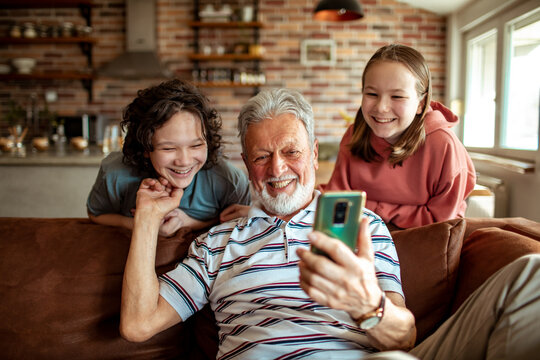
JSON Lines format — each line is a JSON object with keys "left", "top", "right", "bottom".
{"left": 360, "top": 316, "right": 381, "bottom": 330}
{"left": 358, "top": 292, "right": 385, "bottom": 330}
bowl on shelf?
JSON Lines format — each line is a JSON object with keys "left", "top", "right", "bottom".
{"left": 12, "top": 58, "right": 37, "bottom": 74}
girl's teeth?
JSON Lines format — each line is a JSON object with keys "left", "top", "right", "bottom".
{"left": 374, "top": 117, "right": 394, "bottom": 123}
{"left": 172, "top": 168, "right": 190, "bottom": 174}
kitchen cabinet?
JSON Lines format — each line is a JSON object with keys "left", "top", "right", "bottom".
{"left": 0, "top": 164, "right": 100, "bottom": 217}
{"left": 0, "top": 0, "right": 96, "bottom": 101}
{"left": 190, "top": 0, "right": 264, "bottom": 91}
{"left": 0, "top": 146, "right": 103, "bottom": 218}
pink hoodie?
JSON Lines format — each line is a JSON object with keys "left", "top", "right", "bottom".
{"left": 324, "top": 101, "right": 476, "bottom": 229}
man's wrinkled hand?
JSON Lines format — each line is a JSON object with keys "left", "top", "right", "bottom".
{"left": 296, "top": 218, "right": 383, "bottom": 320}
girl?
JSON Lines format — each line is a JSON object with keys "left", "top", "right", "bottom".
{"left": 324, "top": 44, "right": 475, "bottom": 229}
{"left": 87, "top": 79, "right": 250, "bottom": 236}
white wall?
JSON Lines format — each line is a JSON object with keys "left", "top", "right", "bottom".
{"left": 446, "top": 0, "right": 540, "bottom": 221}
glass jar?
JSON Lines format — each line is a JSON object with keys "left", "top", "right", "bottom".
{"left": 23, "top": 23, "right": 37, "bottom": 38}
{"left": 50, "top": 25, "right": 60, "bottom": 38}
{"left": 76, "top": 25, "right": 92, "bottom": 37}
{"left": 38, "top": 24, "right": 49, "bottom": 38}
{"left": 61, "top": 22, "right": 73, "bottom": 37}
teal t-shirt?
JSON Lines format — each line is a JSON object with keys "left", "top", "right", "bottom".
{"left": 87, "top": 152, "right": 250, "bottom": 221}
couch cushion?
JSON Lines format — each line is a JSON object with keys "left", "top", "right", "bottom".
{"left": 0, "top": 218, "right": 204, "bottom": 360}
{"left": 391, "top": 218, "right": 465, "bottom": 344}
{"left": 451, "top": 226, "right": 540, "bottom": 314}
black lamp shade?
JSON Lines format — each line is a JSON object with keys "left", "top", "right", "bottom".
{"left": 314, "top": 0, "right": 364, "bottom": 21}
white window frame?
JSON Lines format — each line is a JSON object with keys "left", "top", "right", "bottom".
{"left": 460, "top": 1, "right": 540, "bottom": 161}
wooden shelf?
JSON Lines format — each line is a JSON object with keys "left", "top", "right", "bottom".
{"left": 0, "top": 72, "right": 93, "bottom": 80}
{"left": 1, "top": 0, "right": 95, "bottom": 101}
{"left": 0, "top": 72, "right": 94, "bottom": 101}
{"left": 0, "top": 37, "right": 96, "bottom": 44}
{"left": 189, "top": 54, "right": 263, "bottom": 61}
{"left": 0, "top": 0, "right": 93, "bottom": 7}
{"left": 189, "top": 21, "right": 263, "bottom": 28}
{"left": 191, "top": 0, "right": 262, "bottom": 93}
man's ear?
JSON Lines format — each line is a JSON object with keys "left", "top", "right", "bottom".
{"left": 241, "top": 153, "right": 252, "bottom": 181}
{"left": 313, "top": 139, "right": 319, "bottom": 171}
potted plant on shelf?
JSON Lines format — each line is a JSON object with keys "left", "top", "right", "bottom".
{"left": 2, "top": 101, "right": 28, "bottom": 155}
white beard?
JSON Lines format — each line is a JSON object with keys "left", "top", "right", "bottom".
{"left": 252, "top": 166, "right": 316, "bottom": 216}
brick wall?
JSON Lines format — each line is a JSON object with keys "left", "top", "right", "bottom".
{"left": 0, "top": 0, "right": 446, "bottom": 161}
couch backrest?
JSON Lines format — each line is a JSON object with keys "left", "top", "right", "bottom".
{"left": 0, "top": 218, "right": 197, "bottom": 359}
{"left": 391, "top": 218, "right": 466, "bottom": 344}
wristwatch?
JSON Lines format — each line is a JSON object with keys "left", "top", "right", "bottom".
{"left": 357, "top": 291, "right": 386, "bottom": 330}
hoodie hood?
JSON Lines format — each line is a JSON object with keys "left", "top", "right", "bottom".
{"left": 424, "top": 101, "right": 459, "bottom": 135}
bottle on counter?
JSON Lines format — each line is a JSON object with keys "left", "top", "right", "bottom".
{"left": 51, "top": 124, "right": 67, "bottom": 155}
{"left": 102, "top": 124, "right": 121, "bottom": 155}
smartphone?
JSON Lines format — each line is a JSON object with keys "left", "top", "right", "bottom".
{"left": 311, "top": 191, "right": 366, "bottom": 256}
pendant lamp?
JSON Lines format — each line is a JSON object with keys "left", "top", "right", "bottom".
{"left": 314, "top": 0, "right": 364, "bottom": 21}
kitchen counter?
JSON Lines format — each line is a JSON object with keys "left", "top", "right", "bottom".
{"left": 0, "top": 145, "right": 105, "bottom": 218}
{"left": 0, "top": 146, "right": 337, "bottom": 217}
{"left": 0, "top": 145, "right": 106, "bottom": 166}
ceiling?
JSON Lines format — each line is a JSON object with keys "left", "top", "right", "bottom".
{"left": 394, "top": 0, "right": 474, "bottom": 15}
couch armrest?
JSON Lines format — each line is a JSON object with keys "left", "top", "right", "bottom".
{"left": 463, "top": 217, "right": 540, "bottom": 240}
{"left": 451, "top": 225, "right": 540, "bottom": 314}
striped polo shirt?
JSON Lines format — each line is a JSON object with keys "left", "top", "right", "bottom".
{"left": 159, "top": 191, "right": 403, "bottom": 359}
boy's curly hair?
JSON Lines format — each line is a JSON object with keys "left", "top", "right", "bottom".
{"left": 121, "top": 79, "right": 222, "bottom": 174}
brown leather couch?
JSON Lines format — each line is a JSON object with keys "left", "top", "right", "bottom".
{"left": 1, "top": 216, "right": 539, "bottom": 359}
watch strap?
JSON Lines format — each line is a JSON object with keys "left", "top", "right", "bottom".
{"left": 356, "top": 291, "right": 385, "bottom": 330}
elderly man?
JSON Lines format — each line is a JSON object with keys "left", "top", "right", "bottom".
{"left": 120, "top": 88, "right": 540, "bottom": 359}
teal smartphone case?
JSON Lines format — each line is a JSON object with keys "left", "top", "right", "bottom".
{"left": 312, "top": 191, "right": 366, "bottom": 255}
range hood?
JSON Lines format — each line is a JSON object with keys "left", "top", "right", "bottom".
{"left": 99, "top": 0, "right": 172, "bottom": 79}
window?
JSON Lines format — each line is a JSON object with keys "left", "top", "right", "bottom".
{"left": 464, "top": 30, "right": 497, "bottom": 148}
{"left": 503, "top": 17, "right": 540, "bottom": 150}
{"left": 463, "top": 4, "right": 540, "bottom": 158}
